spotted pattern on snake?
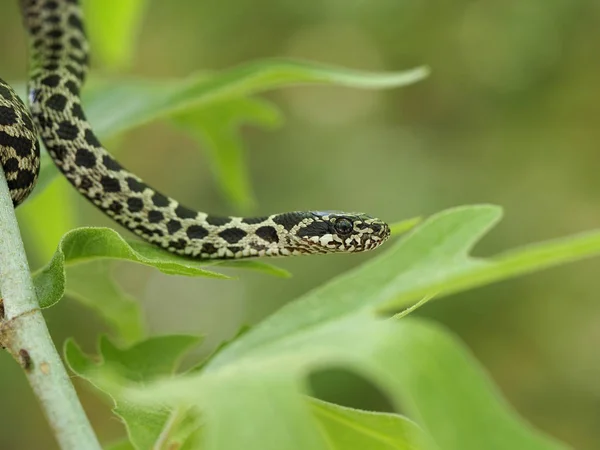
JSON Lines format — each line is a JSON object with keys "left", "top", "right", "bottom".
{"left": 3, "top": 0, "right": 391, "bottom": 260}
{"left": 0, "top": 79, "right": 40, "bottom": 206}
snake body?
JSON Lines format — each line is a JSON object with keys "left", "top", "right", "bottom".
{"left": 0, "top": 0, "right": 390, "bottom": 260}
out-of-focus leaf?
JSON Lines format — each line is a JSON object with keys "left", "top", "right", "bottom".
{"left": 82, "top": 205, "right": 579, "bottom": 450}
{"left": 18, "top": 177, "right": 76, "bottom": 261}
{"left": 66, "top": 335, "right": 201, "bottom": 450}
{"left": 66, "top": 261, "right": 145, "bottom": 344}
{"left": 32, "top": 227, "right": 288, "bottom": 308}
{"left": 82, "top": 0, "right": 148, "bottom": 70}
{"left": 172, "top": 97, "right": 283, "bottom": 210}
{"left": 35, "top": 62, "right": 428, "bottom": 193}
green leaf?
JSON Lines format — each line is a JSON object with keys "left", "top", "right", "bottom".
{"left": 66, "top": 335, "right": 201, "bottom": 450}
{"left": 309, "top": 399, "right": 437, "bottom": 450}
{"left": 87, "top": 205, "right": 586, "bottom": 450}
{"left": 32, "top": 227, "right": 287, "bottom": 308}
{"left": 82, "top": 0, "right": 148, "bottom": 70}
{"left": 365, "top": 319, "right": 568, "bottom": 450}
{"left": 65, "top": 261, "right": 145, "bottom": 344}
{"left": 36, "top": 61, "right": 428, "bottom": 194}
{"left": 172, "top": 97, "right": 283, "bottom": 211}
{"left": 83, "top": 61, "right": 429, "bottom": 139}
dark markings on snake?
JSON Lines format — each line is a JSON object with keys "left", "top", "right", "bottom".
{"left": 152, "top": 192, "right": 170, "bottom": 207}
{"left": 206, "top": 215, "right": 232, "bottom": 226}
{"left": 102, "top": 155, "right": 122, "bottom": 172}
{"left": 74, "top": 147, "right": 96, "bottom": 168}
{"left": 272, "top": 212, "right": 307, "bottom": 231}
{"left": 240, "top": 216, "right": 268, "bottom": 225}
{"left": 49, "top": 42, "right": 63, "bottom": 52}
{"left": 44, "top": 1, "right": 60, "bottom": 10}
{"left": 166, "top": 219, "right": 182, "bottom": 234}
{"left": 56, "top": 121, "right": 78, "bottom": 140}
{"left": 68, "top": 14, "right": 84, "bottom": 32}
{"left": 4, "top": 158, "right": 19, "bottom": 173}
{"left": 297, "top": 221, "right": 330, "bottom": 238}
{"left": 187, "top": 225, "right": 208, "bottom": 240}
{"left": 0, "top": 84, "right": 12, "bottom": 99}
{"left": 228, "top": 246, "right": 242, "bottom": 254}
{"left": 45, "top": 93, "right": 68, "bottom": 111}
{"left": 256, "top": 226, "right": 279, "bottom": 243}
{"left": 71, "top": 103, "right": 85, "bottom": 120}
{"left": 169, "top": 239, "right": 186, "bottom": 250}
{"left": 50, "top": 144, "right": 67, "bottom": 161}
{"left": 78, "top": 175, "right": 92, "bottom": 190}
{"left": 126, "top": 177, "right": 145, "bottom": 192}
{"left": 16, "top": 170, "right": 36, "bottom": 188}
{"left": 41, "top": 74, "right": 60, "bottom": 87}
{"left": 46, "top": 29, "right": 63, "bottom": 39}
{"left": 84, "top": 129, "right": 101, "bottom": 147}
{"left": 175, "top": 204, "right": 196, "bottom": 220}
{"left": 148, "top": 210, "right": 163, "bottom": 223}
{"left": 100, "top": 175, "right": 120, "bottom": 193}
{"left": 201, "top": 242, "right": 217, "bottom": 255}
{"left": 69, "top": 37, "right": 82, "bottom": 49}
{"left": 218, "top": 227, "right": 247, "bottom": 244}
{"left": 127, "top": 197, "right": 144, "bottom": 212}
{"left": 0, "top": 132, "right": 33, "bottom": 158}
{"left": 0, "top": 106, "right": 17, "bottom": 125}
{"left": 64, "top": 80, "right": 79, "bottom": 95}
{"left": 108, "top": 201, "right": 123, "bottom": 214}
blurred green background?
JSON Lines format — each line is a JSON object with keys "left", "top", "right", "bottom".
{"left": 1, "top": 0, "right": 600, "bottom": 448}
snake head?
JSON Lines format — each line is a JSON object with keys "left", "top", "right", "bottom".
{"left": 290, "top": 211, "right": 391, "bottom": 254}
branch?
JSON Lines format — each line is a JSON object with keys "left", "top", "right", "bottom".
{"left": 0, "top": 167, "right": 101, "bottom": 450}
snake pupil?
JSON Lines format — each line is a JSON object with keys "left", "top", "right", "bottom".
{"left": 334, "top": 218, "right": 353, "bottom": 235}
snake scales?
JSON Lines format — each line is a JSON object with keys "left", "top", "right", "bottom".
{"left": 0, "top": 0, "right": 390, "bottom": 260}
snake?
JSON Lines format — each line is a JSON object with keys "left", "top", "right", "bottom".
{"left": 0, "top": 0, "right": 390, "bottom": 260}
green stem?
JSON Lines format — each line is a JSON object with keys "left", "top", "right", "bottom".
{"left": 0, "top": 167, "right": 101, "bottom": 450}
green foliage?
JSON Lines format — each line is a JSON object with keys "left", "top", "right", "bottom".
{"left": 59, "top": 206, "right": 600, "bottom": 450}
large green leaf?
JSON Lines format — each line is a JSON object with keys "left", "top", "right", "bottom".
{"left": 66, "top": 336, "right": 434, "bottom": 450}
{"left": 32, "top": 227, "right": 289, "bottom": 308}
{"left": 64, "top": 205, "right": 595, "bottom": 450}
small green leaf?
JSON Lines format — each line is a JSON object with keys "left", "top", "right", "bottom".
{"left": 172, "top": 97, "right": 283, "bottom": 210}
{"left": 66, "top": 335, "right": 201, "bottom": 450}
{"left": 82, "top": 0, "right": 148, "bottom": 70}
{"left": 310, "top": 399, "right": 437, "bottom": 450}
{"left": 32, "top": 227, "right": 286, "bottom": 308}
{"left": 66, "top": 261, "right": 145, "bottom": 344}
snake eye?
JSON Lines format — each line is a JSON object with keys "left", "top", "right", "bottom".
{"left": 334, "top": 218, "right": 353, "bottom": 235}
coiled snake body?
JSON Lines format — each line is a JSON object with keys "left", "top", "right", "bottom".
{"left": 0, "top": 0, "right": 390, "bottom": 260}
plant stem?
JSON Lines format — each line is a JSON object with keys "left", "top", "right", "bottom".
{"left": 0, "top": 167, "right": 101, "bottom": 450}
